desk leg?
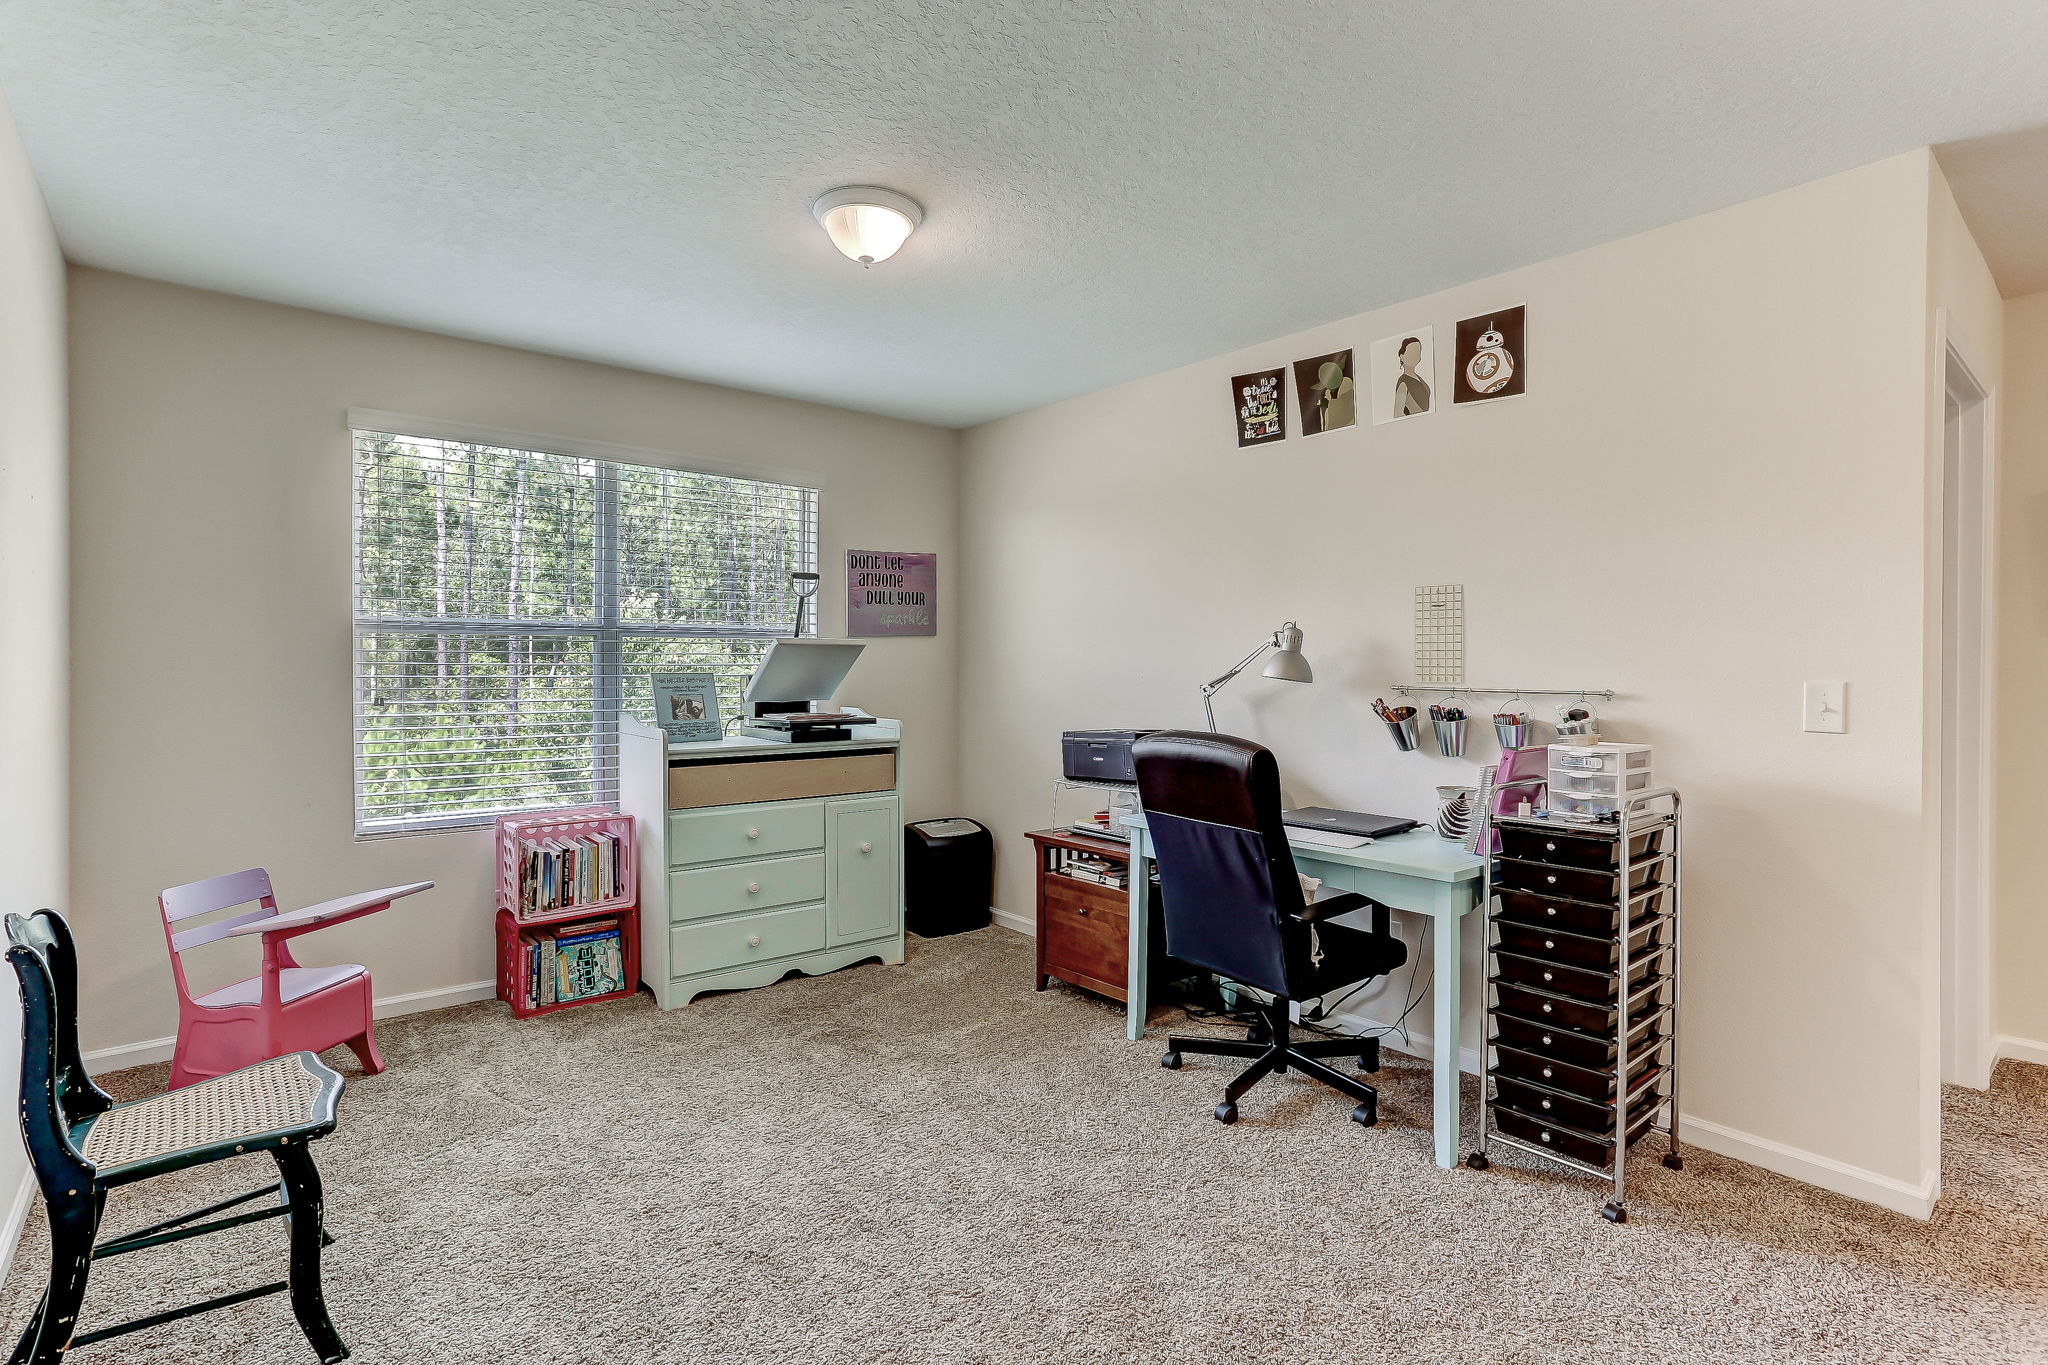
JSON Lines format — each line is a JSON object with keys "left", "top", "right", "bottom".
{"left": 1126, "top": 841, "right": 1151, "bottom": 1041}
{"left": 1431, "top": 902, "right": 1463, "bottom": 1169}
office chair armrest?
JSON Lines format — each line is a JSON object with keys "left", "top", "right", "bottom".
{"left": 1294, "top": 888, "right": 1371, "bottom": 923}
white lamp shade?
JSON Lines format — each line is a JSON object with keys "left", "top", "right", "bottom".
{"left": 812, "top": 186, "right": 924, "bottom": 265}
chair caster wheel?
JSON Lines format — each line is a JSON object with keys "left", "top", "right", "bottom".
{"left": 1601, "top": 1202, "right": 1628, "bottom": 1224}
{"left": 1466, "top": 1153, "right": 1490, "bottom": 1170}
{"left": 1160, "top": 1051, "right": 1182, "bottom": 1070}
{"left": 1662, "top": 1153, "right": 1684, "bottom": 1171}
{"left": 1213, "top": 1102, "right": 1238, "bottom": 1124}
{"left": 1350, "top": 1101, "right": 1377, "bottom": 1127}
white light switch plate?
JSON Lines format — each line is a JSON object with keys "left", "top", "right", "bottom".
{"left": 1803, "top": 681, "right": 1847, "bottom": 733}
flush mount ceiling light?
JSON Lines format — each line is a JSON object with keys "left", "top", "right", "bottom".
{"left": 811, "top": 186, "right": 923, "bottom": 267}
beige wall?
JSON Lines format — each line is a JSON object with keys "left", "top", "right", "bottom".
{"left": 1997, "top": 289, "right": 2048, "bottom": 1049}
{"left": 960, "top": 152, "right": 1943, "bottom": 1198}
{"left": 67, "top": 269, "right": 960, "bottom": 1053}
{"left": 0, "top": 91, "right": 64, "bottom": 1219}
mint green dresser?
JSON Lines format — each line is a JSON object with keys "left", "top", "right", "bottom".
{"left": 620, "top": 717, "right": 906, "bottom": 1008}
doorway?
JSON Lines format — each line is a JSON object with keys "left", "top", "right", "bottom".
{"left": 1939, "top": 328, "right": 1994, "bottom": 1089}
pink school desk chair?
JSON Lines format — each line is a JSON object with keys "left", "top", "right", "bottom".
{"left": 158, "top": 868, "right": 434, "bottom": 1089}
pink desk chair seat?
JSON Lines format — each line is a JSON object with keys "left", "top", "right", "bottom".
{"left": 159, "top": 869, "right": 433, "bottom": 1090}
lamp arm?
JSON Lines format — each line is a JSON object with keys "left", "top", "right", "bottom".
{"left": 1198, "top": 638, "right": 1277, "bottom": 730}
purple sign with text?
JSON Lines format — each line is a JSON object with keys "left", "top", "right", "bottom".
{"left": 846, "top": 550, "right": 937, "bottom": 637}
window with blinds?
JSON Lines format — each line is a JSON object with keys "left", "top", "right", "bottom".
{"left": 352, "top": 427, "right": 819, "bottom": 833}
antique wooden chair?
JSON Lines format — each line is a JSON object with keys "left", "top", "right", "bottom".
{"left": 6, "top": 910, "right": 350, "bottom": 1363}
{"left": 157, "top": 869, "right": 432, "bottom": 1088}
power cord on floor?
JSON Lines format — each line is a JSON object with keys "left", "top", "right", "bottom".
{"left": 1158, "top": 920, "right": 1435, "bottom": 1052}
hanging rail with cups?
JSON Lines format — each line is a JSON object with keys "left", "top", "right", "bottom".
{"left": 1388, "top": 686, "right": 1617, "bottom": 701}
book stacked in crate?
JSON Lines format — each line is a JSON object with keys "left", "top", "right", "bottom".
{"left": 493, "top": 807, "right": 641, "bottom": 1018}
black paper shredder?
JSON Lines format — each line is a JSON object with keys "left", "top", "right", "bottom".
{"left": 903, "top": 818, "right": 993, "bottom": 937}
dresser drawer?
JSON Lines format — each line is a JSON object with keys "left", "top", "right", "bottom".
{"left": 1494, "top": 885, "right": 1669, "bottom": 937}
{"left": 668, "top": 800, "right": 823, "bottom": 867}
{"left": 1495, "top": 950, "right": 1661, "bottom": 1006}
{"left": 1490, "top": 1095, "right": 1661, "bottom": 1171}
{"left": 1493, "top": 915, "right": 1664, "bottom": 971}
{"left": 1492, "top": 1041, "right": 1662, "bottom": 1104}
{"left": 670, "top": 903, "right": 826, "bottom": 976}
{"left": 1492, "top": 977, "right": 1670, "bottom": 1036}
{"left": 1496, "top": 825, "right": 1665, "bottom": 871}
{"left": 1495, "top": 855, "right": 1668, "bottom": 905}
{"left": 668, "top": 853, "right": 826, "bottom": 924}
{"left": 1491, "top": 1009, "right": 1665, "bottom": 1072}
{"left": 1492, "top": 1071, "right": 1664, "bottom": 1135}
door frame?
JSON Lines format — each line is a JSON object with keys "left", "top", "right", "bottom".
{"left": 1934, "top": 309, "right": 1998, "bottom": 1091}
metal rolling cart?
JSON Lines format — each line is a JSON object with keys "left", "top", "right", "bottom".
{"left": 1465, "top": 782, "right": 1685, "bottom": 1223}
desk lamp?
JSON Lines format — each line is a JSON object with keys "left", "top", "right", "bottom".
{"left": 1199, "top": 621, "right": 1313, "bottom": 730}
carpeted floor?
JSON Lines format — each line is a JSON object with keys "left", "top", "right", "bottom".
{"left": 3, "top": 927, "right": 2044, "bottom": 1363}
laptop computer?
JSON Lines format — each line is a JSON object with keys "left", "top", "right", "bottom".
{"left": 1281, "top": 806, "right": 1420, "bottom": 839}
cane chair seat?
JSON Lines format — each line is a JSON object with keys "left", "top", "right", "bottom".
{"left": 76, "top": 1051, "right": 342, "bottom": 1177}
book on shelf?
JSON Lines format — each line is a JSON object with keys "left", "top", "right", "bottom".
{"left": 523, "top": 916, "right": 627, "bottom": 1007}
{"left": 518, "top": 828, "right": 625, "bottom": 918}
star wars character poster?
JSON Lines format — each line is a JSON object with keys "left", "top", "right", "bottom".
{"left": 1452, "top": 306, "right": 1526, "bottom": 404}
{"left": 1291, "top": 349, "right": 1356, "bottom": 437}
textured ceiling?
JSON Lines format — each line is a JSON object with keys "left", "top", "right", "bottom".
{"left": 4, "top": 2, "right": 2048, "bottom": 427}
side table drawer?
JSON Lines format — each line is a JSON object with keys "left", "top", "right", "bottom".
{"left": 1042, "top": 875, "right": 1128, "bottom": 1001}
{"left": 669, "top": 800, "right": 824, "bottom": 867}
{"left": 669, "top": 853, "right": 826, "bottom": 924}
{"left": 671, "top": 904, "right": 826, "bottom": 975}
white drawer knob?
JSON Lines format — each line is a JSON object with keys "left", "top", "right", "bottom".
{"left": 747, "top": 882, "right": 762, "bottom": 894}
{"left": 1541, "top": 1068, "right": 1554, "bottom": 1078}
{"left": 1543, "top": 939, "right": 1555, "bottom": 950}
{"left": 747, "top": 827, "right": 762, "bottom": 840}
{"left": 1545, "top": 906, "right": 1557, "bottom": 917}
{"left": 747, "top": 934, "right": 762, "bottom": 948}
{"left": 1540, "top": 1131, "right": 1553, "bottom": 1143}
{"left": 1542, "top": 971, "right": 1554, "bottom": 982}
{"left": 859, "top": 841, "right": 873, "bottom": 854}
{"left": 1540, "top": 1034, "right": 1552, "bottom": 1045}
{"left": 1540, "top": 1098, "right": 1552, "bottom": 1110}
{"left": 1546, "top": 875, "right": 1557, "bottom": 884}
{"left": 1545, "top": 841, "right": 1557, "bottom": 852}
{"left": 1541, "top": 1003, "right": 1554, "bottom": 1013}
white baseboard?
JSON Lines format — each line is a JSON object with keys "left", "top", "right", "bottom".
{"left": 0, "top": 1166, "right": 34, "bottom": 1287}
{"left": 1994, "top": 1034, "right": 2048, "bottom": 1068}
{"left": 989, "top": 906, "right": 1033, "bottom": 937}
{"left": 1320, "top": 1003, "right": 1485, "bottom": 1077}
{"left": 82, "top": 979, "right": 497, "bottom": 1071}
{"left": 1676, "top": 1113, "right": 1937, "bottom": 1220}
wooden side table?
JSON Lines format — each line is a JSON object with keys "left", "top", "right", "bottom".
{"left": 1023, "top": 828, "right": 1137, "bottom": 1003}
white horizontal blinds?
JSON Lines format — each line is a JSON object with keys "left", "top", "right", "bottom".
{"left": 352, "top": 428, "right": 818, "bottom": 833}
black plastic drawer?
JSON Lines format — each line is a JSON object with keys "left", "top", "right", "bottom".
{"left": 1494, "top": 915, "right": 1664, "bottom": 970}
{"left": 1497, "top": 825, "right": 1665, "bottom": 871}
{"left": 1493, "top": 976, "right": 1669, "bottom": 1035}
{"left": 1491, "top": 1009, "right": 1666, "bottom": 1071}
{"left": 1491, "top": 1040, "right": 1661, "bottom": 1102}
{"left": 1496, "top": 855, "right": 1668, "bottom": 904}
{"left": 1490, "top": 1100, "right": 1660, "bottom": 1171}
{"left": 1494, "top": 885, "right": 1670, "bottom": 937}
{"left": 1492, "top": 1068, "right": 1666, "bottom": 1133}
{"left": 1495, "top": 950, "right": 1661, "bottom": 1006}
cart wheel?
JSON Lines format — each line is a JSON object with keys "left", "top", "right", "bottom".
{"left": 1350, "top": 1100, "right": 1377, "bottom": 1127}
{"left": 1465, "top": 1153, "right": 1490, "bottom": 1171}
{"left": 1213, "top": 1102, "right": 1238, "bottom": 1124}
{"left": 1601, "top": 1202, "right": 1628, "bottom": 1224}
{"left": 1160, "top": 1051, "right": 1182, "bottom": 1070}
{"left": 1661, "top": 1152, "right": 1684, "bottom": 1171}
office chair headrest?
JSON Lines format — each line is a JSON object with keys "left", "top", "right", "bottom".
{"left": 1132, "top": 730, "right": 1282, "bottom": 833}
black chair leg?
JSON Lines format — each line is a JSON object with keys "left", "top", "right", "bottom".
{"left": 1288, "top": 1053, "right": 1378, "bottom": 1107}
{"left": 273, "top": 1147, "right": 348, "bottom": 1364}
{"left": 11, "top": 1192, "right": 100, "bottom": 1365}
{"left": 1222, "top": 1050, "right": 1280, "bottom": 1106}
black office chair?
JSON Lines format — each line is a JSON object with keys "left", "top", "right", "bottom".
{"left": 1133, "top": 731, "right": 1409, "bottom": 1126}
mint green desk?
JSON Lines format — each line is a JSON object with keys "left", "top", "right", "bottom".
{"left": 1119, "top": 811, "right": 1485, "bottom": 1168}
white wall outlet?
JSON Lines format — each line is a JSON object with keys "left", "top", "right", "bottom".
{"left": 1803, "top": 681, "right": 1847, "bottom": 733}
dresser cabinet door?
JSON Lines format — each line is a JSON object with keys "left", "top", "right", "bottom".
{"left": 826, "top": 795, "right": 901, "bottom": 945}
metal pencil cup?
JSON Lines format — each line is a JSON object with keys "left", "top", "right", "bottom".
{"left": 1433, "top": 717, "right": 1467, "bottom": 757}
{"left": 1494, "top": 718, "right": 1532, "bottom": 748}
{"left": 1384, "top": 715, "right": 1420, "bottom": 752}
{"left": 1556, "top": 717, "right": 1601, "bottom": 738}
